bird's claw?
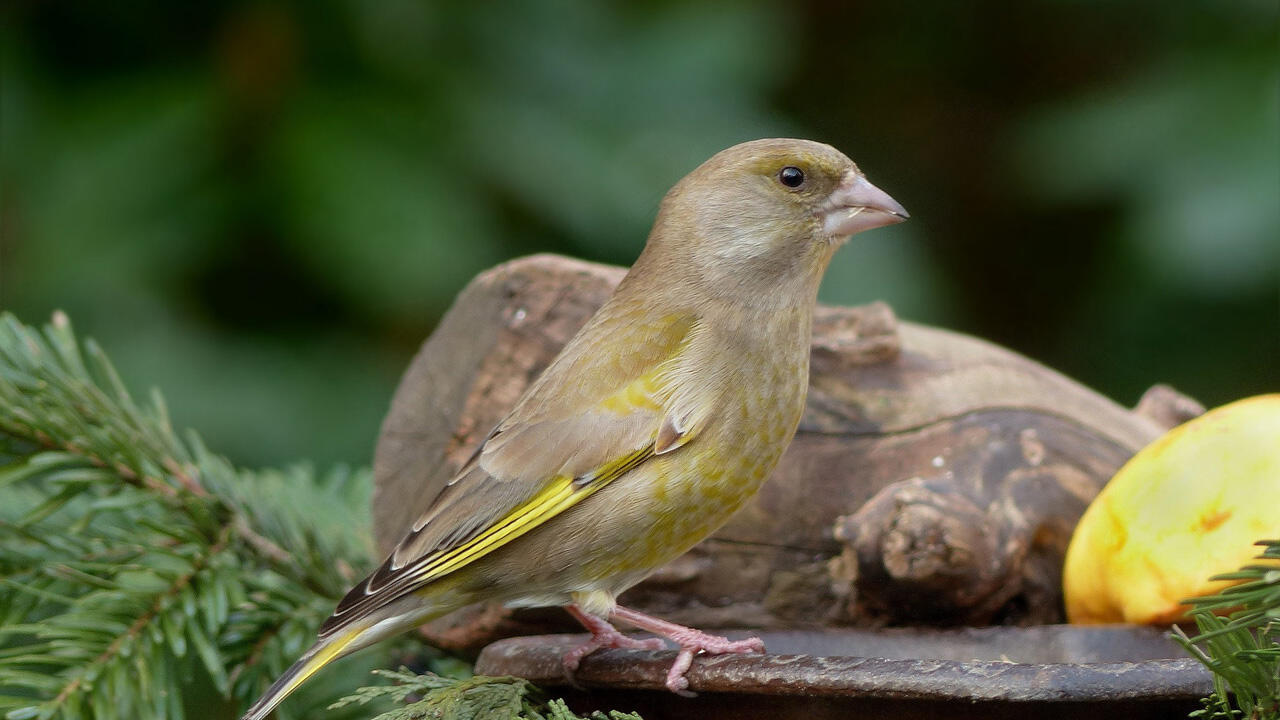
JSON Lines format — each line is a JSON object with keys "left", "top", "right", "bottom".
{"left": 662, "top": 632, "right": 765, "bottom": 696}
{"left": 562, "top": 628, "right": 666, "bottom": 687}
{"left": 564, "top": 603, "right": 764, "bottom": 696}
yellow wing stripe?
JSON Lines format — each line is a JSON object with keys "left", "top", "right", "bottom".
{"left": 271, "top": 626, "right": 361, "bottom": 700}
{"left": 410, "top": 476, "right": 575, "bottom": 583}
{"left": 240, "top": 623, "right": 367, "bottom": 720}
{"left": 409, "top": 446, "right": 653, "bottom": 587}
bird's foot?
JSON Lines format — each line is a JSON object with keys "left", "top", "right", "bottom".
{"left": 562, "top": 604, "right": 666, "bottom": 684}
{"left": 658, "top": 631, "right": 765, "bottom": 697}
{"left": 608, "top": 604, "right": 765, "bottom": 697}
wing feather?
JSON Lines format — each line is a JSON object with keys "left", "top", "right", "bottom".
{"left": 320, "top": 310, "right": 711, "bottom": 637}
{"left": 321, "top": 445, "right": 652, "bottom": 635}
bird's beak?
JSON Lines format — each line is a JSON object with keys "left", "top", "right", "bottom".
{"left": 822, "top": 173, "right": 909, "bottom": 238}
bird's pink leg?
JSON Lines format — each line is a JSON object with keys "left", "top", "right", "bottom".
{"left": 609, "top": 604, "right": 765, "bottom": 696}
{"left": 562, "top": 604, "right": 666, "bottom": 682}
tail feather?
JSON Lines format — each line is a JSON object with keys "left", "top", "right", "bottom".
{"left": 239, "top": 625, "right": 367, "bottom": 720}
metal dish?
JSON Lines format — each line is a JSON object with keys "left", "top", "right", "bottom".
{"left": 475, "top": 626, "right": 1211, "bottom": 720}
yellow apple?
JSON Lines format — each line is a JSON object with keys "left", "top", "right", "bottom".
{"left": 1064, "top": 394, "right": 1280, "bottom": 624}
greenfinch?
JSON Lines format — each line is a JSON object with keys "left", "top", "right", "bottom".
{"left": 242, "top": 138, "right": 907, "bottom": 719}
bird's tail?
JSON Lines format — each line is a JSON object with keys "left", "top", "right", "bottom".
{"left": 239, "top": 621, "right": 372, "bottom": 720}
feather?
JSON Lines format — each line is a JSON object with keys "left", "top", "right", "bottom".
{"left": 319, "top": 311, "right": 711, "bottom": 637}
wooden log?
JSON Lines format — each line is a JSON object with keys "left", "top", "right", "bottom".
{"left": 372, "top": 254, "right": 1200, "bottom": 654}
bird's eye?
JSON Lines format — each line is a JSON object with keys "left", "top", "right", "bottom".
{"left": 778, "top": 166, "right": 805, "bottom": 188}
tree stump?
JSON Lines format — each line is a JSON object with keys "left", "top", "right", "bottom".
{"left": 372, "top": 254, "right": 1200, "bottom": 655}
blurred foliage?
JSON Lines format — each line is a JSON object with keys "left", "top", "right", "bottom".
{"left": 1, "top": 0, "right": 1276, "bottom": 468}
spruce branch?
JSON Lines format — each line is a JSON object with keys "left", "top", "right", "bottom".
{"left": 0, "top": 311, "right": 198, "bottom": 499}
{"left": 46, "top": 523, "right": 234, "bottom": 715}
{"left": 0, "top": 311, "right": 386, "bottom": 719}
{"left": 1173, "top": 540, "right": 1280, "bottom": 720}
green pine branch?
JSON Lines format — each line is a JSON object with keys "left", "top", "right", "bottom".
{"left": 0, "top": 311, "right": 389, "bottom": 719}
{"left": 1173, "top": 540, "right": 1280, "bottom": 720}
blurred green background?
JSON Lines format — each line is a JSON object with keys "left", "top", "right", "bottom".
{"left": 2, "top": 0, "right": 1276, "bottom": 469}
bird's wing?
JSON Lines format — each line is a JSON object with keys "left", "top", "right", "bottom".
{"left": 320, "top": 311, "right": 713, "bottom": 637}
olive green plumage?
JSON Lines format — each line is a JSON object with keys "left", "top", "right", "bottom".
{"left": 242, "top": 138, "right": 907, "bottom": 719}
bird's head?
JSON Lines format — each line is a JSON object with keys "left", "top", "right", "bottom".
{"left": 643, "top": 138, "right": 907, "bottom": 303}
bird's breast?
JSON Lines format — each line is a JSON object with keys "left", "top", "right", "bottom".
{"left": 481, "top": 313, "right": 813, "bottom": 600}
{"left": 631, "top": 335, "right": 810, "bottom": 558}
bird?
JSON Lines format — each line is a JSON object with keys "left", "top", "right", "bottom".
{"left": 240, "top": 137, "right": 907, "bottom": 719}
